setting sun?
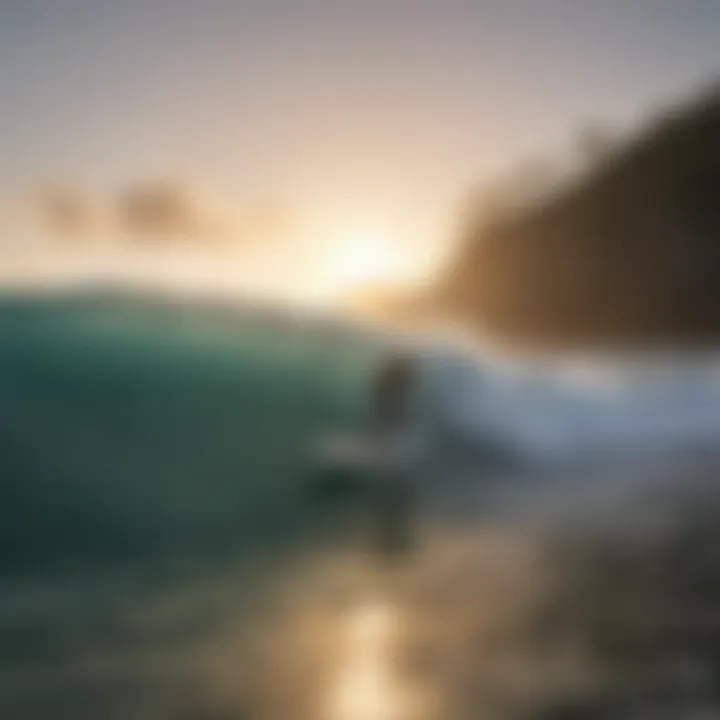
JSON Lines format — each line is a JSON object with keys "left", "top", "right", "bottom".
{"left": 323, "top": 228, "right": 405, "bottom": 293}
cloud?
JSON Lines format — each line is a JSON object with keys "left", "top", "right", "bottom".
{"left": 33, "top": 186, "right": 103, "bottom": 238}
{"left": 115, "top": 182, "right": 228, "bottom": 241}
{"left": 8, "top": 180, "right": 301, "bottom": 257}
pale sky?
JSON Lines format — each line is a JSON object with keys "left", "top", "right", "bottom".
{"left": 1, "top": 0, "right": 719, "bottom": 298}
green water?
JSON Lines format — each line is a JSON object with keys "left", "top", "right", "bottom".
{"left": 0, "top": 294, "right": 382, "bottom": 574}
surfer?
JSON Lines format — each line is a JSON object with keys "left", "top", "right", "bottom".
{"left": 307, "top": 348, "right": 425, "bottom": 557}
{"left": 369, "top": 350, "right": 421, "bottom": 556}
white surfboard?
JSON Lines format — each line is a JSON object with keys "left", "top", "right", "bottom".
{"left": 313, "top": 428, "right": 427, "bottom": 474}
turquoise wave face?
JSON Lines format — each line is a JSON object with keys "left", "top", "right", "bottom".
{"left": 0, "top": 295, "right": 381, "bottom": 575}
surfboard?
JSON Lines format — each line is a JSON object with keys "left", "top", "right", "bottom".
{"left": 312, "top": 426, "right": 427, "bottom": 472}
{"left": 313, "top": 432, "right": 381, "bottom": 471}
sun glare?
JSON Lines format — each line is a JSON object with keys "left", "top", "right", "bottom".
{"left": 327, "top": 599, "right": 399, "bottom": 720}
{"left": 323, "top": 227, "right": 404, "bottom": 293}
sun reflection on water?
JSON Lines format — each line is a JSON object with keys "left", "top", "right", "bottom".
{"left": 327, "top": 598, "right": 401, "bottom": 720}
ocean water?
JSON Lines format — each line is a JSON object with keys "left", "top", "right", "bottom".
{"left": 3, "top": 293, "right": 720, "bottom": 719}
{"left": 0, "top": 293, "right": 395, "bottom": 717}
{"left": 0, "top": 294, "right": 386, "bottom": 575}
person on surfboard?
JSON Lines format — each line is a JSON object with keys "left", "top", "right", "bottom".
{"left": 308, "top": 348, "right": 425, "bottom": 556}
{"left": 369, "top": 350, "right": 421, "bottom": 555}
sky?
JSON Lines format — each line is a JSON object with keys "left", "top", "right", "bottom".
{"left": 0, "top": 0, "right": 719, "bottom": 300}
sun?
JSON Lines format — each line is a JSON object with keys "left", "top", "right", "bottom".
{"left": 325, "top": 228, "right": 403, "bottom": 290}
